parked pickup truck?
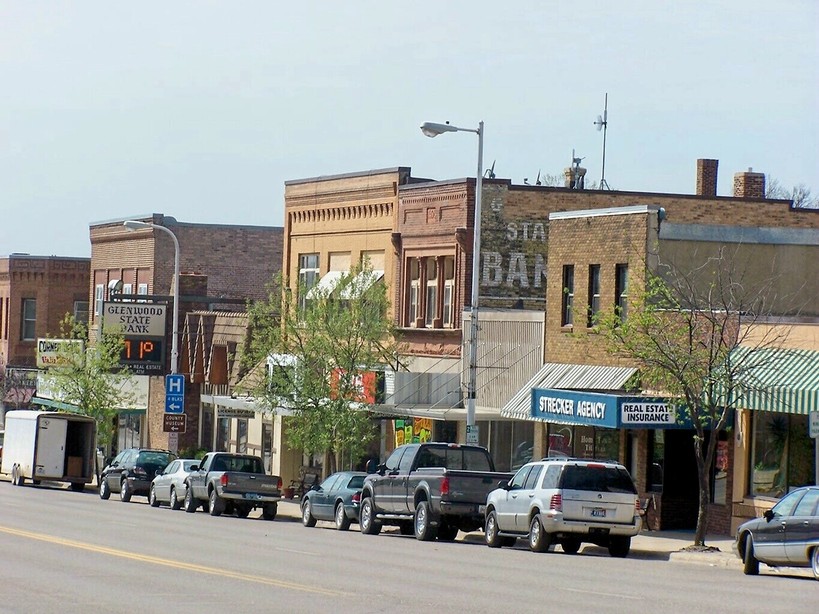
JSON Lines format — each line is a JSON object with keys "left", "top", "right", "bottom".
{"left": 359, "top": 442, "right": 513, "bottom": 541}
{"left": 183, "top": 452, "right": 282, "bottom": 520}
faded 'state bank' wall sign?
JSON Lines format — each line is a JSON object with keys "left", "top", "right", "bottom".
{"left": 479, "top": 183, "right": 548, "bottom": 309}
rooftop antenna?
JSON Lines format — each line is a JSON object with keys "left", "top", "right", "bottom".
{"left": 484, "top": 160, "right": 496, "bottom": 179}
{"left": 594, "top": 92, "right": 610, "bottom": 190}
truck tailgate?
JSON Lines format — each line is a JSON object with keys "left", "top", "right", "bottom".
{"left": 223, "top": 473, "right": 281, "bottom": 498}
{"left": 444, "top": 470, "right": 513, "bottom": 504}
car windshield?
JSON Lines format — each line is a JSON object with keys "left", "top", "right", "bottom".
{"left": 560, "top": 465, "right": 637, "bottom": 494}
{"left": 347, "top": 475, "right": 365, "bottom": 489}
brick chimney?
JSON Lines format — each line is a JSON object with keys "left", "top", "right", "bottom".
{"left": 696, "top": 159, "right": 718, "bottom": 196}
{"left": 733, "top": 168, "right": 766, "bottom": 199}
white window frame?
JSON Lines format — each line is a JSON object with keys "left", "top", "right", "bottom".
{"left": 425, "top": 258, "right": 438, "bottom": 327}
{"left": 94, "top": 284, "right": 104, "bottom": 316}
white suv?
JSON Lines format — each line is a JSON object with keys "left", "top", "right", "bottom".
{"left": 484, "top": 458, "right": 642, "bottom": 557}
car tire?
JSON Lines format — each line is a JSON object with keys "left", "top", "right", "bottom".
{"left": 170, "top": 487, "right": 182, "bottom": 511}
{"left": 359, "top": 497, "right": 381, "bottom": 535}
{"left": 562, "top": 538, "right": 581, "bottom": 555}
{"left": 262, "top": 503, "right": 278, "bottom": 520}
{"left": 528, "top": 515, "right": 551, "bottom": 553}
{"left": 209, "top": 489, "right": 225, "bottom": 516}
{"left": 99, "top": 477, "right": 110, "bottom": 500}
{"left": 301, "top": 499, "right": 317, "bottom": 527}
{"left": 742, "top": 533, "right": 759, "bottom": 575}
{"left": 608, "top": 536, "right": 631, "bottom": 558}
{"left": 414, "top": 500, "right": 437, "bottom": 542}
{"left": 485, "top": 510, "right": 504, "bottom": 548}
{"left": 334, "top": 502, "right": 351, "bottom": 531}
{"left": 183, "top": 486, "right": 197, "bottom": 513}
{"left": 811, "top": 546, "right": 819, "bottom": 581}
{"left": 120, "top": 479, "right": 132, "bottom": 503}
{"left": 149, "top": 485, "right": 160, "bottom": 507}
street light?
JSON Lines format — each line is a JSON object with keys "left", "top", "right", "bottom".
{"left": 420, "top": 120, "right": 484, "bottom": 437}
{"left": 123, "top": 220, "right": 180, "bottom": 375}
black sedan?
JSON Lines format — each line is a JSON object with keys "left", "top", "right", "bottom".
{"left": 300, "top": 471, "right": 366, "bottom": 531}
{"left": 736, "top": 485, "right": 819, "bottom": 579}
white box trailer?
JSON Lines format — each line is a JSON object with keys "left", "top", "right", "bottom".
{"left": 1, "top": 410, "right": 97, "bottom": 491}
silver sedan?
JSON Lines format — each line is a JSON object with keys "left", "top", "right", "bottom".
{"left": 149, "top": 459, "right": 199, "bottom": 510}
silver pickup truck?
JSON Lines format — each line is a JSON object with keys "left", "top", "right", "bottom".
{"left": 183, "top": 452, "right": 282, "bottom": 520}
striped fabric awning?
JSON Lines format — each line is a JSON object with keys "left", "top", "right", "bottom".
{"left": 500, "top": 363, "right": 637, "bottom": 421}
{"left": 732, "top": 347, "right": 819, "bottom": 415}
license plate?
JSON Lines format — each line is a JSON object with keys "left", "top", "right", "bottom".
{"left": 244, "top": 493, "right": 262, "bottom": 500}
{"left": 590, "top": 507, "right": 606, "bottom": 518}
{"left": 478, "top": 505, "right": 486, "bottom": 514}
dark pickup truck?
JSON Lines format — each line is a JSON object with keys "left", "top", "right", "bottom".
{"left": 183, "top": 452, "right": 282, "bottom": 520}
{"left": 359, "top": 442, "right": 513, "bottom": 541}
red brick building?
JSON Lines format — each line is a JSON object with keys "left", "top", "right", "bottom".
{"left": 0, "top": 254, "right": 90, "bottom": 420}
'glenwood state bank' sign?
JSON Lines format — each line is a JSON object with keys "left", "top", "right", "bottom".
{"left": 531, "top": 389, "right": 689, "bottom": 429}
{"left": 102, "top": 303, "right": 167, "bottom": 336}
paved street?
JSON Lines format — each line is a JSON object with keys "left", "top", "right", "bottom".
{"left": 0, "top": 480, "right": 814, "bottom": 613}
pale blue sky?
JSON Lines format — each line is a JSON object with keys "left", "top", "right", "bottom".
{"left": 2, "top": 1, "right": 817, "bottom": 257}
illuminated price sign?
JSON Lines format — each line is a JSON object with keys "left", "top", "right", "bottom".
{"left": 120, "top": 336, "right": 165, "bottom": 375}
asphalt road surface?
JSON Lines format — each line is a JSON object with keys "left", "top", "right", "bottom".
{"left": 0, "top": 481, "right": 813, "bottom": 613}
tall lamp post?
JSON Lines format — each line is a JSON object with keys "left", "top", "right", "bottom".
{"left": 420, "top": 120, "right": 484, "bottom": 438}
{"left": 123, "top": 220, "right": 180, "bottom": 375}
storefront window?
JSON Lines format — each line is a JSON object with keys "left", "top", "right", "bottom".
{"left": 488, "top": 421, "right": 534, "bottom": 471}
{"left": 545, "top": 424, "right": 620, "bottom": 462}
{"left": 216, "top": 417, "right": 230, "bottom": 452}
{"left": 237, "top": 419, "right": 248, "bottom": 453}
{"left": 750, "top": 412, "right": 815, "bottom": 498}
{"left": 648, "top": 430, "right": 665, "bottom": 492}
{"left": 596, "top": 429, "right": 620, "bottom": 462}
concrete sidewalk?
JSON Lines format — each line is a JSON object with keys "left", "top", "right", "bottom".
{"left": 277, "top": 499, "right": 741, "bottom": 568}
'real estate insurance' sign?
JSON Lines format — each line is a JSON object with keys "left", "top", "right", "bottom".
{"left": 102, "top": 303, "right": 167, "bottom": 336}
{"left": 620, "top": 401, "right": 676, "bottom": 425}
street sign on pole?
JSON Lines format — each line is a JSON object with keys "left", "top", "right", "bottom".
{"left": 163, "top": 413, "right": 187, "bottom": 434}
{"left": 809, "top": 411, "right": 819, "bottom": 439}
{"left": 466, "top": 424, "right": 479, "bottom": 444}
{"left": 165, "top": 374, "right": 185, "bottom": 414}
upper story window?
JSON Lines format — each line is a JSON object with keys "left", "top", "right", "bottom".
{"left": 615, "top": 263, "right": 629, "bottom": 321}
{"left": 137, "top": 283, "right": 149, "bottom": 303}
{"left": 442, "top": 257, "right": 455, "bottom": 328}
{"left": 409, "top": 259, "right": 420, "bottom": 327}
{"left": 73, "top": 300, "right": 90, "bottom": 326}
{"left": 561, "top": 265, "right": 574, "bottom": 327}
{"left": 298, "top": 253, "right": 320, "bottom": 310}
{"left": 425, "top": 258, "right": 438, "bottom": 327}
{"left": 94, "top": 284, "right": 105, "bottom": 316}
{"left": 21, "top": 298, "right": 36, "bottom": 340}
{"left": 122, "top": 283, "right": 133, "bottom": 302}
{"left": 0, "top": 296, "right": 5, "bottom": 340}
{"left": 587, "top": 264, "right": 601, "bottom": 327}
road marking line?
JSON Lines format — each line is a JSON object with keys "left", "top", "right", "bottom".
{"left": 274, "top": 547, "right": 320, "bottom": 556}
{"left": 0, "top": 525, "right": 349, "bottom": 597}
{"left": 561, "top": 587, "right": 643, "bottom": 600}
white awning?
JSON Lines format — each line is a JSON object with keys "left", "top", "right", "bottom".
{"left": 500, "top": 363, "right": 638, "bottom": 421}
{"left": 339, "top": 269, "right": 384, "bottom": 299}
{"left": 306, "top": 270, "right": 346, "bottom": 299}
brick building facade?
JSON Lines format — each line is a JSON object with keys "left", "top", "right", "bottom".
{"left": 0, "top": 255, "right": 90, "bottom": 421}
{"left": 88, "top": 214, "right": 283, "bottom": 454}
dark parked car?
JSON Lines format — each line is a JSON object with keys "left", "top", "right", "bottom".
{"left": 736, "top": 485, "right": 819, "bottom": 579}
{"left": 99, "top": 448, "right": 176, "bottom": 503}
{"left": 301, "top": 471, "right": 366, "bottom": 531}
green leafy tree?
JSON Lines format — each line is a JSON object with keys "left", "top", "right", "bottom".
{"left": 596, "top": 248, "right": 792, "bottom": 547}
{"left": 244, "top": 264, "right": 401, "bottom": 474}
{"left": 42, "top": 314, "right": 134, "bottom": 456}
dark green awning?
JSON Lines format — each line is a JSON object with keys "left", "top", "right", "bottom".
{"left": 731, "top": 347, "right": 819, "bottom": 415}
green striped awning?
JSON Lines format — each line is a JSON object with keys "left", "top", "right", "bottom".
{"left": 731, "top": 347, "right": 819, "bottom": 415}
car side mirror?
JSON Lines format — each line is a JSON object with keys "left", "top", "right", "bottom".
{"left": 377, "top": 464, "right": 387, "bottom": 476}
{"left": 503, "top": 480, "right": 515, "bottom": 491}
{"left": 763, "top": 509, "right": 775, "bottom": 522}
{"left": 311, "top": 484, "right": 321, "bottom": 492}
{"left": 498, "top": 479, "right": 510, "bottom": 490}
{"left": 155, "top": 469, "right": 162, "bottom": 477}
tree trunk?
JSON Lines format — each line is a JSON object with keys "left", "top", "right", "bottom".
{"left": 692, "top": 432, "right": 710, "bottom": 547}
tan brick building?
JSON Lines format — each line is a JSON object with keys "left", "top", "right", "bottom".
{"left": 88, "top": 214, "right": 283, "bottom": 454}
{"left": 0, "top": 254, "right": 90, "bottom": 421}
